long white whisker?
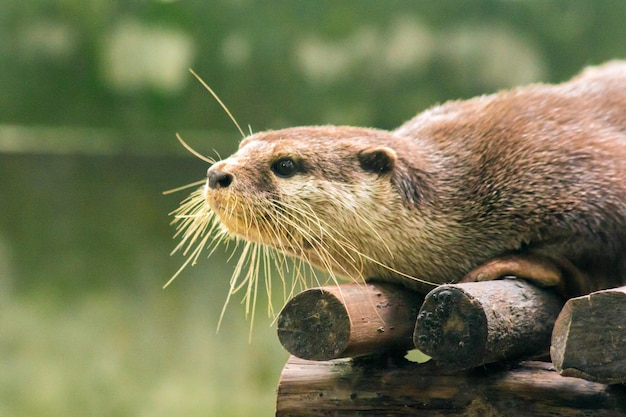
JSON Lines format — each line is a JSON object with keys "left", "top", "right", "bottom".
{"left": 163, "top": 179, "right": 206, "bottom": 195}
{"left": 189, "top": 68, "right": 246, "bottom": 139}
{"left": 176, "top": 133, "right": 216, "bottom": 164}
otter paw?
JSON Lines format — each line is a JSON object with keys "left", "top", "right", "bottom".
{"left": 461, "top": 255, "right": 562, "bottom": 288}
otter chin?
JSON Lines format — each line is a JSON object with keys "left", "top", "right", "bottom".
{"left": 172, "top": 61, "right": 626, "bottom": 308}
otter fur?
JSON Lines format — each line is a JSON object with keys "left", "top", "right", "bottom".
{"left": 194, "top": 61, "right": 626, "bottom": 298}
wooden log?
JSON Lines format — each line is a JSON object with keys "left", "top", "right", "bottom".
{"left": 414, "top": 279, "right": 564, "bottom": 371}
{"left": 275, "top": 355, "right": 626, "bottom": 416}
{"left": 551, "top": 285, "right": 626, "bottom": 384}
{"left": 276, "top": 282, "right": 423, "bottom": 361}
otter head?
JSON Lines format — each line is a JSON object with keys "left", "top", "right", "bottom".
{"left": 203, "top": 125, "right": 431, "bottom": 281}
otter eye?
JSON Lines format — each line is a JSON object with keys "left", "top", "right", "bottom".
{"left": 271, "top": 157, "right": 297, "bottom": 178}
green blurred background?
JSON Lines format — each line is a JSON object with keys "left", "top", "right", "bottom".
{"left": 1, "top": 1, "right": 625, "bottom": 416}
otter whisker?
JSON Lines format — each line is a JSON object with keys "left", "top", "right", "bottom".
{"left": 212, "top": 149, "right": 223, "bottom": 162}
{"left": 270, "top": 199, "right": 398, "bottom": 323}
{"left": 218, "top": 203, "right": 276, "bottom": 331}
{"left": 169, "top": 168, "right": 419, "bottom": 328}
{"left": 164, "top": 232, "right": 212, "bottom": 288}
{"left": 243, "top": 242, "right": 261, "bottom": 340}
{"left": 189, "top": 69, "right": 246, "bottom": 139}
{"left": 283, "top": 199, "right": 365, "bottom": 267}
{"left": 175, "top": 214, "right": 214, "bottom": 257}
{"left": 170, "top": 196, "right": 212, "bottom": 255}
{"left": 247, "top": 208, "right": 268, "bottom": 323}
{"left": 237, "top": 200, "right": 333, "bottom": 304}
{"left": 218, "top": 239, "right": 252, "bottom": 331}
{"left": 269, "top": 204, "right": 359, "bottom": 295}
{"left": 255, "top": 204, "right": 317, "bottom": 306}
{"left": 175, "top": 133, "right": 216, "bottom": 164}
{"left": 164, "top": 190, "right": 216, "bottom": 288}
{"left": 278, "top": 191, "right": 440, "bottom": 288}
{"left": 275, "top": 200, "right": 367, "bottom": 277}
{"left": 163, "top": 179, "right": 206, "bottom": 195}
{"left": 175, "top": 213, "right": 219, "bottom": 259}
{"left": 173, "top": 183, "right": 357, "bottom": 325}
{"left": 257, "top": 210, "right": 295, "bottom": 306}
{"left": 330, "top": 184, "right": 396, "bottom": 260}
{"left": 262, "top": 246, "right": 275, "bottom": 317}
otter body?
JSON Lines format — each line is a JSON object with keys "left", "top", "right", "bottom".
{"left": 204, "top": 61, "right": 626, "bottom": 297}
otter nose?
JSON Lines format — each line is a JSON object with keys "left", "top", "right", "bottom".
{"left": 207, "top": 167, "right": 233, "bottom": 189}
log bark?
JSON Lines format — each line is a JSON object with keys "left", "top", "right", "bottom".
{"left": 551, "top": 285, "right": 626, "bottom": 384}
{"left": 276, "top": 282, "right": 423, "bottom": 361}
{"left": 275, "top": 355, "right": 626, "bottom": 416}
{"left": 414, "top": 279, "right": 564, "bottom": 371}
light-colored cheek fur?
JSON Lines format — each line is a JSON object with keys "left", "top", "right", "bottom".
{"left": 277, "top": 176, "right": 452, "bottom": 288}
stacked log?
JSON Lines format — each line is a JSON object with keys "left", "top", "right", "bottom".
{"left": 275, "top": 281, "right": 626, "bottom": 415}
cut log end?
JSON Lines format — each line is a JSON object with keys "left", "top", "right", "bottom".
{"left": 277, "top": 282, "right": 424, "bottom": 361}
{"left": 414, "top": 285, "right": 488, "bottom": 366}
{"left": 277, "top": 288, "right": 351, "bottom": 361}
{"left": 414, "top": 279, "right": 564, "bottom": 371}
{"left": 551, "top": 286, "right": 626, "bottom": 384}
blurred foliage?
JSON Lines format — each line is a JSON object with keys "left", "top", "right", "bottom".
{"left": 0, "top": 1, "right": 625, "bottom": 416}
{"left": 1, "top": 0, "right": 625, "bottom": 137}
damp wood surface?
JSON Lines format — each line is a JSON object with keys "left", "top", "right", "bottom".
{"left": 275, "top": 355, "right": 626, "bottom": 417}
{"left": 551, "top": 285, "right": 626, "bottom": 384}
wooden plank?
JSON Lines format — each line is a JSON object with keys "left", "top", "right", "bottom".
{"left": 276, "top": 356, "right": 626, "bottom": 416}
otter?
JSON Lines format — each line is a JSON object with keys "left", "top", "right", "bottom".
{"left": 172, "top": 61, "right": 626, "bottom": 303}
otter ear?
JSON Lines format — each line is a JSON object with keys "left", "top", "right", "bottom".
{"left": 358, "top": 146, "right": 397, "bottom": 175}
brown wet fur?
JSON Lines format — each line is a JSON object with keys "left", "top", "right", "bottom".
{"left": 204, "top": 61, "right": 626, "bottom": 298}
